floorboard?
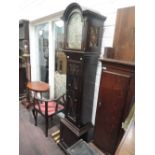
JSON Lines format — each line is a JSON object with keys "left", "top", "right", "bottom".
{"left": 19, "top": 103, "right": 64, "bottom": 155}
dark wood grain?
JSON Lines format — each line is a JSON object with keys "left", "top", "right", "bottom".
{"left": 94, "top": 59, "right": 135, "bottom": 155}
{"left": 113, "top": 6, "right": 135, "bottom": 62}
{"left": 19, "top": 67, "right": 27, "bottom": 95}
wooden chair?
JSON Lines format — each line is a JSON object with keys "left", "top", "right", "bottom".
{"left": 32, "top": 94, "right": 66, "bottom": 137}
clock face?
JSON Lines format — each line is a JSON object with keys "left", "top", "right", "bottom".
{"left": 67, "top": 12, "right": 83, "bottom": 49}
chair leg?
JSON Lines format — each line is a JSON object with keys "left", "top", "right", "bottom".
{"left": 35, "top": 111, "right": 38, "bottom": 126}
{"left": 32, "top": 109, "right": 38, "bottom": 126}
{"left": 45, "top": 117, "right": 48, "bottom": 137}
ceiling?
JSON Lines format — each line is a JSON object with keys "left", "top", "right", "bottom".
{"left": 19, "top": 0, "right": 134, "bottom": 21}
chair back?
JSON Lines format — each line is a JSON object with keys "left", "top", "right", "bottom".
{"left": 33, "top": 94, "right": 66, "bottom": 116}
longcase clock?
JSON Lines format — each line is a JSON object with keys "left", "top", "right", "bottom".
{"left": 59, "top": 3, "right": 106, "bottom": 150}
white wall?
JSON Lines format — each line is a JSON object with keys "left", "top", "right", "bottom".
{"left": 19, "top": 0, "right": 134, "bottom": 21}
{"left": 19, "top": 0, "right": 135, "bottom": 124}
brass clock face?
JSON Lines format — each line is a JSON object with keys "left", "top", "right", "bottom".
{"left": 67, "top": 12, "right": 83, "bottom": 49}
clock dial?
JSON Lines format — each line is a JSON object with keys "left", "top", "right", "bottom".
{"left": 67, "top": 12, "right": 83, "bottom": 49}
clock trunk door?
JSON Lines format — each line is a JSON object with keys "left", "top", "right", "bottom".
{"left": 66, "top": 59, "right": 83, "bottom": 125}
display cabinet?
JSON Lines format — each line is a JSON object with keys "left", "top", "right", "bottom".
{"left": 59, "top": 3, "right": 106, "bottom": 150}
{"left": 19, "top": 20, "right": 30, "bottom": 98}
{"left": 19, "top": 20, "right": 29, "bottom": 56}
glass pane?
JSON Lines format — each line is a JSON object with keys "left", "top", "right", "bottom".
{"left": 67, "top": 12, "right": 83, "bottom": 49}
{"left": 36, "top": 23, "right": 49, "bottom": 83}
{"left": 54, "top": 20, "right": 66, "bottom": 98}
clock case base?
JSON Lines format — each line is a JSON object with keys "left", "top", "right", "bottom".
{"left": 58, "top": 118, "right": 93, "bottom": 152}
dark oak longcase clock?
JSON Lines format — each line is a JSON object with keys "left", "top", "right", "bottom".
{"left": 58, "top": 3, "right": 106, "bottom": 150}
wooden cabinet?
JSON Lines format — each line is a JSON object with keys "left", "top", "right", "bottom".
{"left": 94, "top": 59, "right": 135, "bottom": 155}
{"left": 59, "top": 3, "right": 106, "bottom": 150}
{"left": 19, "top": 20, "right": 30, "bottom": 97}
{"left": 19, "top": 20, "right": 29, "bottom": 56}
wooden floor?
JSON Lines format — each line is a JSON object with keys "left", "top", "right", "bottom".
{"left": 115, "top": 120, "right": 135, "bottom": 155}
{"left": 19, "top": 103, "right": 65, "bottom": 155}
{"left": 19, "top": 102, "right": 134, "bottom": 155}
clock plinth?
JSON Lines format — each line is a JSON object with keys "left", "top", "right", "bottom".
{"left": 58, "top": 118, "right": 92, "bottom": 152}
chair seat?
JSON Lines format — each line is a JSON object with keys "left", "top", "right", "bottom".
{"left": 35, "top": 101, "right": 64, "bottom": 116}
